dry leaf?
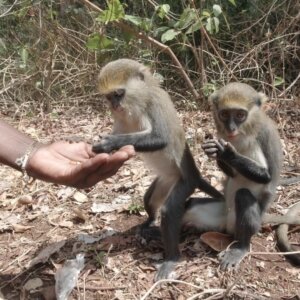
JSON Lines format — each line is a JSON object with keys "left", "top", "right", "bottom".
{"left": 200, "top": 232, "right": 233, "bottom": 252}
{"left": 0, "top": 213, "right": 21, "bottom": 231}
{"left": 13, "top": 224, "right": 33, "bottom": 233}
{"left": 23, "top": 278, "right": 43, "bottom": 291}
{"left": 18, "top": 195, "right": 33, "bottom": 205}
{"left": 0, "top": 192, "right": 7, "bottom": 202}
{"left": 58, "top": 220, "right": 73, "bottom": 228}
{"left": 72, "top": 208, "right": 88, "bottom": 221}
{"left": 72, "top": 191, "right": 88, "bottom": 203}
{"left": 57, "top": 187, "right": 75, "bottom": 201}
{"left": 29, "top": 240, "right": 66, "bottom": 267}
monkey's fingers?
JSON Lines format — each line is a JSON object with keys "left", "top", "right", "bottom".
{"left": 219, "top": 139, "right": 236, "bottom": 152}
{"left": 203, "top": 147, "right": 219, "bottom": 154}
{"left": 203, "top": 148, "right": 219, "bottom": 159}
{"left": 202, "top": 140, "right": 218, "bottom": 148}
{"left": 92, "top": 142, "right": 109, "bottom": 154}
{"left": 203, "top": 140, "right": 225, "bottom": 152}
{"left": 219, "top": 139, "right": 228, "bottom": 147}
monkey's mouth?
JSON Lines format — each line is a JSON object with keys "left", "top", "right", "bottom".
{"left": 226, "top": 131, "right": 239, "bottom": 139}
{"left": 110, "top": 102, "right": 124, "bottom": 112}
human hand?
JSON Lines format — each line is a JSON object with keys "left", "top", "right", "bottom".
{"left": 25, "top": 141, "right": 135, "bottom": 188}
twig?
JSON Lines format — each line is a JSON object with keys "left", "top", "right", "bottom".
{"left": 140, "top": 279, "right": 204, "bottom": 300}
{"left": 80, "top": 0, "right": 200, "bottom": 99}
{"left": 187, "top": 289, "right": 226, "bottom": 300}
{"left": 77, "top": 284, "right": 126, "bottom": 290}
{"left": 279, "top": 72, "right": 300, "bottom": 96}
{"left": 250, "top": 250, "right": 300, "bottom": 255}
{"left": 0, "top": 0, "right": 18, "bottom": 18}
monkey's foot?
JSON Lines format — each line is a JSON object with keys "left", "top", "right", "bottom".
{"left": 218, "top": 247, "right": 247, "bottom": 270}
{"left": 140, "top": 225, "right": 161, "bottom": 242}
{"left": 154, "top": 261, "right": 177, "bottom": 281}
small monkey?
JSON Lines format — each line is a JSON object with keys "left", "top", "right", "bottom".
{"left": 92, "top": 59, "right": 223, "bottom": 280}
{"left": 183, "top": 82, "right": 289, "bottom": 270}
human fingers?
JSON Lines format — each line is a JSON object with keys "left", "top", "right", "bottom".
{"left": 117, "top": 145, "right": 136, "bottom": 158}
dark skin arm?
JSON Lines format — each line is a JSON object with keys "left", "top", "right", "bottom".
{"left": 0, "top": 120, "right": 135, "bottom": 188}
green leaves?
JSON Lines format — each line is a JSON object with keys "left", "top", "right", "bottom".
{"left": 174, "top": 8, "right": 198, "bottom": 30}
{"left": 228, "top": 0, "right": 236, "bottom": 6}
{"left": 203, "top": 4, "right": 223, "bottom": 34}
{"left": 86, "top": 33, "right": 113, "bottom": 50}
{"left": 156, "top": 4, "right": 170, "bottom": 19}
{"left": 213, "top": 4, "right": 222, "bottom": 17}
{"left": 124, "top": 15, "right": 151, "bottom": 31}
{"left": 161, "top": 29, "right": 180, "bottom": 43}
{"left": 19, "top": 47, "right": 28, "bottom": 69}
{"left": 273, "top": 76, "right": 284, "bottom": 87}
{"left": 96, "top": 0, "right": 125, "bottom": 23}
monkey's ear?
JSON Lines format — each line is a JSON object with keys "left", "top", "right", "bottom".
{"left": 138, "top": 65, "right": 151, "bottom": 81}
{"left": 138, "top": 72, "right": 145, "bottom": 81}
{"left": 209, "top": 92, "right": 219, "bottom": 106}
{"left": 256, "top": 92, "right": 268, "bottom": 106}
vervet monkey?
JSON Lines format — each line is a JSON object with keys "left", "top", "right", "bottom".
{"left": 183, "top": 82, "right": 292, "bottom": 270}
{"left": 92, "top": 59, "right": 223, "bottom": 280}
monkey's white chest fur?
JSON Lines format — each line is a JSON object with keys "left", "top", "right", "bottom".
{"left": 225, "top": 142, "right": 268, "bottom": 234}
{"left": 141, "top": 149, "right": 180, "bottom": 178}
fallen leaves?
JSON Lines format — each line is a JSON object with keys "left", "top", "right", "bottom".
{"left": 29, "top": 240, "right": 66, "bottom": 267}
{"left": 200, "top": 232, "right": 233, "bottom": 252}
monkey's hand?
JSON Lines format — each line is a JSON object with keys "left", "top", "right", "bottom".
{"left": 202, "top": 139, "right": 237, "bottom": 160}
{"left": 92, "top": 135, "right": 119, "bottom": 153}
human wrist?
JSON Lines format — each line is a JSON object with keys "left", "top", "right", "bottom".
{"left": 0, "top": 120, "right": 40, "bottom": 171}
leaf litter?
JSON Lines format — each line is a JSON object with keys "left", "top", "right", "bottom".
{"left": 0, "top": 103, "right": 299, "bottom": 299}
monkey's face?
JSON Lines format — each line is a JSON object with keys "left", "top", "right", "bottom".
{"left": 97, "top": 59, "right": 156, "bottom": 117}
{"left": 217, "top": 108, "right": 248, "bottom": 139}
{"left": 211, "top": 83, "right": 264, "bottom": 141}
{"left": 103, "top": 88, "right": 126, "bottom": 112}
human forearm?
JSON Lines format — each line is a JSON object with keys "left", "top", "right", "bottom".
{"left": 0, "top": 120, "right": 38, "bottom": 171}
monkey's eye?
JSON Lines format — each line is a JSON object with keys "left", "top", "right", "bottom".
{"left": 219, "top": 110, "right": 230, "bottom": 121}
{"left": 235, "top": 110, "right": 247, "bottom": 122}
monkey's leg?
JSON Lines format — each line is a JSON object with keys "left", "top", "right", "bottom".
{"left": 219, "top": 188, "right": 261, "bottom": 270}
{"left": 140, "top": 177, "right": 174, "bottom": 241}
{"left": 155, "top": 179, "right": 193, "bottom": 281}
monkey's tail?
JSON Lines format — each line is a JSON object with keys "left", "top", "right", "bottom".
{"left": 276, "top": 201, "right": 300, "bottom": 266}
{"left": 197, "top": 177, "right": 224, "bottom": 200}
{"left": 280, "top": 176, "right": 300, "bottom": 186}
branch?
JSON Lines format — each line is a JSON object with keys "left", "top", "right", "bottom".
{"left": 81, "top": 0, "right": 200, "bottom": 99}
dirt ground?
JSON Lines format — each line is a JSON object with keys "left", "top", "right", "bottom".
{"left": 0, "top": 100, "right": 299, "bottom": 300}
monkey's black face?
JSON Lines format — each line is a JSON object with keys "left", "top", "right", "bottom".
{"left": 218, "top": 108, "right": 248, "bottom": 138}
{"left": 105, "top": 88, "right": 125, "bottom": 110}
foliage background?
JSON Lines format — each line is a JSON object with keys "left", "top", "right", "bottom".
{"left": 0, "top": 0, "right": 299, "bottom": 116}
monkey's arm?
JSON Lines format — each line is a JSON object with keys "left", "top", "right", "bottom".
{"left": 203, "top": 139, "right": 271, "bottom": 184}
{"left": 93, "top": 130, "right": 167, "bottom": 153}
{"left": 217, "top": 159, "right": 235, "bottom": 177}
{"left": 92, "top": 113, "right": 168, "bottom": 153}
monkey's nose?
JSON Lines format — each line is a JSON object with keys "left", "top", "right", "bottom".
{"left": 106, "top": 89, "right": 125, "bottom": 109}
{"left": 115, "top": 88, "right": 125, "bottom": 97}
